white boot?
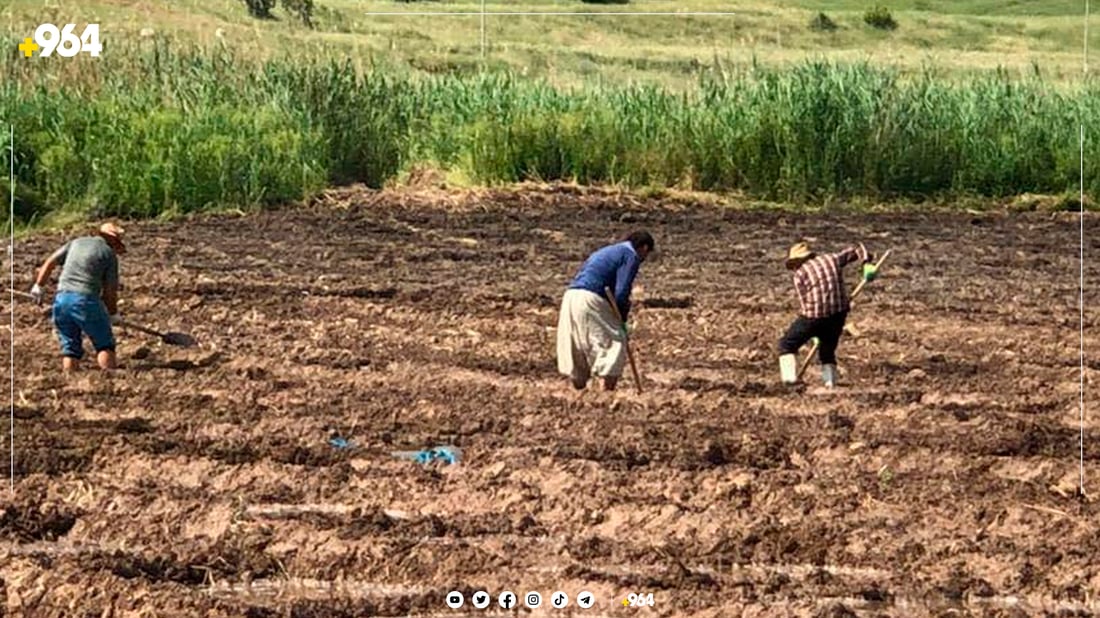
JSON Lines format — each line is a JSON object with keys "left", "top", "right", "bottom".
{"left": 779, "top": 354, "right": 797, "bottom": 384}
{"left": 822, "top": 364, "right": 837, "bottom": 388}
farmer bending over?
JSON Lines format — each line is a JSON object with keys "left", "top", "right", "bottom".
{"left": 31, "top": 222, "right": 127, "bottom": 372}
{"left": 557, "top": 230, "right": 654, "bottom": 391}
{"left": 778, "top": 241, "right": 877, "bottom": 388}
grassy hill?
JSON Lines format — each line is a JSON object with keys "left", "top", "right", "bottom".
{"left": 4, "top": 0, "right": 1096, "bottom": 88}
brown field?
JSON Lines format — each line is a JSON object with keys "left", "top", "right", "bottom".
{"left": 2, "top": 186, "right": 1100, "bottom": 617}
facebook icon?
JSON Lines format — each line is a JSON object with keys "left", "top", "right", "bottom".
{"left": 498, "top": 591, "right": 517, "bottom": 609}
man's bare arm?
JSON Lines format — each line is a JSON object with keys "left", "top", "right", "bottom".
{"left": 33, "top": 257, "right": 58, "bottom": 287}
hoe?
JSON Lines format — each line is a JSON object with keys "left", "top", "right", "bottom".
{"left": 8, "top": 289, "right": 197, "bottom": 347}
{"left": 605, "top": 287, "right": 644, "bottom": 394}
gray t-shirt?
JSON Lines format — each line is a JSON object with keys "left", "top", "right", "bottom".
{"left": 51, "top": 236, "right": 119, "bottom": 297}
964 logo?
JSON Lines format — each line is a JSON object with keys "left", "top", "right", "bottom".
{"left": 19, "top": 24, "right": 102, "bottom": 58}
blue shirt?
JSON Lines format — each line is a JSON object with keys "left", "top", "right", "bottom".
{"left": 568, "top": 241, "right": 641, "bottom": 320}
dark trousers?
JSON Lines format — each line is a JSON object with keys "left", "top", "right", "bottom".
{"left": 778, "top": 311, "right": 847, "bottom": 365}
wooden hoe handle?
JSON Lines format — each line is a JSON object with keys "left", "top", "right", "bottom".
{"left": 605, "top": 288, "right": 644, "bottom": 394}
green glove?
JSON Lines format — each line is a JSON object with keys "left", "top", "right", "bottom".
{"left": 862, "top": 263, "right": 878, "bottom": 282}
{"left": 620, "top": 323, "right": 630, "bottom": 339}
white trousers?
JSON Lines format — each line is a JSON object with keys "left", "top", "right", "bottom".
{"left": 556, "top": 289, "right": 627, "bottom": 386}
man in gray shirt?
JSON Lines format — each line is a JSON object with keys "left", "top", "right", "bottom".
{"left": 31, "top": 222, "right": 126, "bottom": 372}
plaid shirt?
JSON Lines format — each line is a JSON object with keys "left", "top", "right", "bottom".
{"left": 793, "top": 246, "right": 869, "bottom": 319}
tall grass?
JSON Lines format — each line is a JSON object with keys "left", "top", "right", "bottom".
{"left": 1, "top": 37, "right": 1097, "bottom": 223}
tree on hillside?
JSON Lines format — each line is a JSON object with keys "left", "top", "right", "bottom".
{"left": 244, "top": 0, "right": 277, "bottom": 18}
{"left": 242, "top": 0, "right": 315, "bottom": 27}
{"left": 282, "top": 0, "right": 315, "bottom": 28}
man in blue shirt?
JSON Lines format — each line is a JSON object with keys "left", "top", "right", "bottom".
{"left": 557, "top": 231, "right": 654, "bottom": 391}
{"left": 30, "top": 222, "right": 127, "bottom": 372}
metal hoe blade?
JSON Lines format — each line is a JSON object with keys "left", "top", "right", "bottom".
{"left": 116, "top": 319, "right": 197, "bottom": 348}
{"left": 161, "top": 332, "right": 197, "bottom": 347}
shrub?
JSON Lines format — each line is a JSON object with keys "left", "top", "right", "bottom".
{"left": 243, "top": 0, "right": 313, "bottom": 26}
{"left": 809, "top": 12, "right": 838, "bottom": 32}
{"left": 864, "top": 6, "right": 897, "bottom": 30}
{"left": 243, "top": 0, "right": 276, "bottom": 19}
{"left": 281, "top": 0, "right": 315, "bottom": 28}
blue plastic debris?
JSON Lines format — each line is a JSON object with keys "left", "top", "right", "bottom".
{"left": 329, "top": 437, "right": 354, "bottom": 449}
{"left": 391, "top": 445, "right": 462, "bottom": 465}
{"left": 430, "top": 446, "right": 461, "bottom": 465}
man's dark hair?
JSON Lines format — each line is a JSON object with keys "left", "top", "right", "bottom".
{"left": 624, "top": 230, "right": 655, "bottom": 252}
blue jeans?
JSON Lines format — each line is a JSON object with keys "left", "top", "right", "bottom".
{"left": 53, "top": 291, "right": 115, "bottom": 359}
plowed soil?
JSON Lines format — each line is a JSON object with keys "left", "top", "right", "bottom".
{"left": 2, "top": 185, "right": 1099, "bottom": 617}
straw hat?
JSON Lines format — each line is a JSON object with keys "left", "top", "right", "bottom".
{"left": 98, "top": 222, "right": 127, "bottom": 254}
{"left": 785, "top": 242, "right": 814, "bottom": 270}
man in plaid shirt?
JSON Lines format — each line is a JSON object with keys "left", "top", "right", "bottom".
{"left": 778, "top": 241, "right": 877, "bottom": 387}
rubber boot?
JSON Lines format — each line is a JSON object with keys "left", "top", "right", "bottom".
{"left": 822, "top": 364, "right": 837, "bottom": 388}
{"left": 779, "top": 354, "right": 797, "bottom": 384}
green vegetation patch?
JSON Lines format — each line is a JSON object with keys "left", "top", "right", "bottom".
{"left": 2, "top": 39, "right": 1096, "bottom": 224}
